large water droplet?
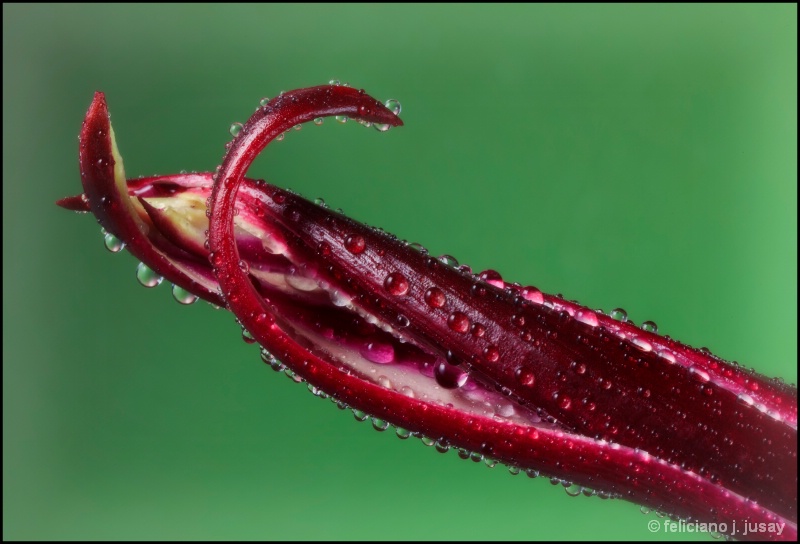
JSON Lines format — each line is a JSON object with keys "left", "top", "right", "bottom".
{"left": 610, "top": 308, "right": 628, "bottom": 322}
{"left": 259, "top": 97, "right": 271, "bottom": 107}
{"left": 136, "top": 262, "right": 163, "bottom": 288}
{"left": 478, "top": 269, "right": 504, "bottom": 288}
{"left": 438, "top": 254, "right": 459, "bottom": 267}
{"left": 641, "top": 320, "right": 658, "bottom": 333}
{"left": 372, "top": 418, "right": 389, "bottom": 431}
{"left": 172, "top": 284, "right": 198, "bottom": 305}
{"left": 447, "top": 311, "right": 470, "bottom": 334}
{"left": 434, "top": 361, "right": 468, "bottom": 389}
{"left": 361, "top": 342, "right": 395, "bottom": 364}
{"left": 521, "top": 286, "right": 544, "bottom": 304}
{"left": 384, "top": 272, "right": 409, "bottom": 296}
{"left": 384, "top": 99, "right": 401, "bottom": 116}
{"left": 344, "top": 234, "right": 366, "bottom": 254}
{"left": 424, "top": 287, "right": 446, "bottom": 308}
{"left": 515, "top": 367, "right": 535, "bottom": 386}
{"left": 313, "top": 117, "right": 324, "bottom": 126}
{"left": 103, "top": 232, "right": 125, "bottom": 253}
{"left": 229, "top": 122, "right": 243, "bottom": 137}
{"left": 335, "top": 115, "right": 348, "bottom": 124}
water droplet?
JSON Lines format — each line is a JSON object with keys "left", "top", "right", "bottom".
{"left": 420, "top": 436, "right": 435, "bottom": 447}
{"left": 434, "top": 361, "right": 468, "bottom": 389}
{"left": 293, "top": 124, "right": 302, "bottom": 131}
{"left": 329, "top": 79, "right": 341, "bottom": 86}
{"left": 373, "top": 122, "right": 392, "bottom": 133}
{"left": 395, "top": 427, "right": 411, "bottom": 439}
{"left": 508, "top": 466, "right": 521, "bottom": 476}
{"left": 438, "top": 254, "right": 459, "bottom": 267}
{"left": 564, "top": 483, "right": 582, "bottom": 497}
{"left": 408, "top": 242, "right": 426, "bottom": 253}
{"left": 313, "top": 197, "right": 326, "bottom": 207}
{"left": 424, "top": 287, "right": 446, "bottom": 308}
{"left": 371, "top": 418, "right": 389, "bottom": 431}
{"left": 525, "top": 469, "right": 539, "bottom": 478}
{"left": 610, "top": 308, "right": 628, "bottom": 322}
{"left": 241, "top": 328, "right": 256, "bottom": 344}
{"left": 575, "top": 310, "right": 599, "bottom": 327}
{"left": 172, "top": 284, "right": 198, "bottom": 305}
{"left": 641, "top": 320, "right": 658, "bottom": 333}
{"left": 640, "top": 506, "right": 651, "bottom": 515}
{"left": 521, "top": 286, "right": 544, "bottom": 304}
{"left": 384, "top": 98, "right": 401, "bottom": 116}
{"left": 478, "top": 269, "right": 504, "bottom": 288}
{"left": 103, "top": 232, "right": 125, "bottom": 253}
{"left": 483, "top": 345, "right": 500, "bottom": 362}
{"left": 344, "top": 234, "right": 366, "bottom": 254}
{"left": 384, "top": 272, "right": 409, "bottom": 296}
{"left": 511, "top": 314, "right": 525, "bottom": 327}
{"left": 352, "top": 409, "right": 368, "bottom": 422}
{"left": 361, "top": 342, "right": 395, "bottom": 364}
{"left": 471, "top": 323, "right": 486, "bottom": 338}
{"left": 229, "top": 122, "right": 243, "bottom": 137}
{"left": 259, "top": 97, "right": 270, "bottom": 107}
{"left": 313, "top": 117, "right": 324, "bottom": 126}
{"left": 335, "top": 115, "right": 348, "bottom": 124}
{"left": 136, "top": 262, "right": 163, "bottom": 288}
{"left": 276, "top": 133, "right": 285, "bottom": 141}
{"left": 515, "top": 367, "right": 535, "bottom": 386}
{"left": 447, "top": 311, "right": 470, "bottom": 334}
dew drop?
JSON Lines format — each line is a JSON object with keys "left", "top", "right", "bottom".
{"left": 172, "top": 284, "right": 198, "bottom": 305}
{"left": 435, "top": 440, "right": 450, "bottom": 453}
{"left": 610, "top": 308, "right": 628, "bottom": 322}
{"left": 313, "top": 197, "right": 326, "bottom": 207}
{"left": 329, "top": 79, "right": 341, "bottom": 86}
{"left": 103, "top": 232, "right": 125, "bottom": 253}
{"left": 575, "top": 310, "right": 599, "bottom": 327}
{"left": 483, "top": 345, "right": 500, "bottom": 362}
{"left": 229, "top": 122, "right": 243, "bottom": 137}
{"left": 508, "top": 466, "right": 521, "bottom": 475}
{"left": 395, "top": 427, "right": 411, "bottom": 439}
{"left": 564, "top": 483, "right": 583, "bottom": 497}
{"left": 136, "top": 262, "right": 163, "bottom": 288}
{"left": 641, "top": 321, "right": 658, "bottom": 333}
{"left": 241, "top": 328, "right": 256, "bottom": 344}
{"left": 521, "top": 286, "right": 544, "bottom": 304}
{"left": 395, "top": 314, "right": 410, "bottom": 328}
{"left": 478, "top": 269, "right": 504, "bottom": 288}
{"left": 447, "top": 312, "right": 470, "bottom": 334}
{"left": 313, "top": 117, "right": 324, "bottom": 126}
{"left": 424, "top": 287, "right": 446, "bottom": 308}
{"left": 408, "top": 242, "right": 426, "bottom": 253}
{"left": 372, "top": 418, "right": 389, "bottom": 432}
{"left": 335, "top": 115, "right": 348, "bottom": 124}
{"left": 361, "top": 342, "right": 395, "bottom": 364}
{"left": 515, "top": 367, "right": 535, "bottom": 387}
{"left": 352, "top": 409, "right": 368, "bottom": 422}
{"left": 259, "top": 97, "right": 270, "bottom": 107}
{"left": 470, "top": 323, "right": 486, "bottom": 338}
{"left": 434, "top": 361, "right": 468, "bottom": 389}
{"left": 384, "top": 98, "right": 402, "bottom": 116}
{"left": 384, "top": 272, "right": 409, "bottom": 296}
{"left": 438, "top": 254, "right": 459, "bottom": 267}
{"left": 343, "top": 234, "right": 366, "bottom": 254}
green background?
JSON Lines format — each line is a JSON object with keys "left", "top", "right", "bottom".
{"left": 4, "top": 4, "right": 796, "bottom": 540}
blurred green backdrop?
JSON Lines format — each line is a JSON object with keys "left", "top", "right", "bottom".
{"left": 3, "top": 4, "right": 796, "bottom": 541}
